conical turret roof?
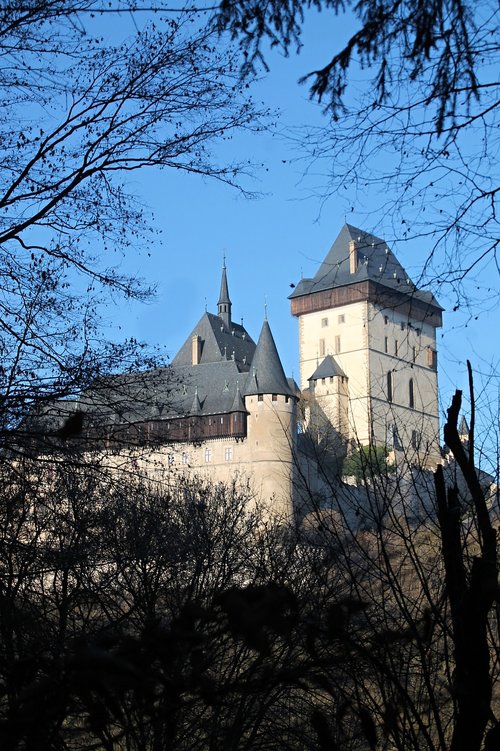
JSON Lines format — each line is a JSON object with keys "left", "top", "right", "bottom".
{"left": 244, "top": 319, "right": 295, "bottom": 397}
{"left": 218, "top": 261, "right": 231, "bottom": 307}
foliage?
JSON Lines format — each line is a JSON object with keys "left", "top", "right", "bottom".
{"left": 1, "top": 382, "right": 498, "bottom": 750}
{"left": 342, "top": 443, "right": 392, "bottom": 481}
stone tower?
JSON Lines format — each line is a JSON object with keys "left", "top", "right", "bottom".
{"left": 244, "top": 318, "right": 297, "bottom": 520}
{"left": 290, "top": 224, "right": 443, "bottom": 462}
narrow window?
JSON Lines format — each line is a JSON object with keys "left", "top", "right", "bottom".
{"left": 204, "top": 448, "right": 212, "bottom": 463}
{"left": 400, "top": 321, "right": 405, "bottom": 331}
{"left": 335, "top": 335, "right": 341, "bottom": 354}
{"left": 338, "top": 314, "right": 345, "bottom": 324}
{"left": 258, "top": 394, "right": 263, "bottom": 402}
{"left": 319, "top": 338, "right": 326, "bottom": 356}
{"left": 384, "top": 315, "right": 389, "bottom": 325}
{"left": 321, "top": 378, "right": 326, "bottom": 385}
{"left": 220, "top": 416, "right": 224, "bottom": 424}
{"left": 427, "top": 348, "right": 437, "bottom": 369}
{"left": 384, "top": 337, "right": 388, "bottom": 354}
{"left": 224, "top": 447, "right": 233, "bottom": 461}
{"left": 321, "top": 317, "right": 329, "bottom": 327}
{"left": 181, "top": 452, "right": 189, "bottom": 465}
{"left": 409, "top": 378, "right": 414, "bottom": 409}
{"left": 330, "top": 376, "right": 334, "bottom": 383}
{"left": 412, "top": 346, "right": 416, "bottom": 363}
{"left": 387, "top": 371, "right": 393, "bottom": 403}
{"left": 272, "top": 393, "right": 278, "bottom": 401}
{"left": 411, "top": 430, "right": 421, "bottom": 450}
{"left": 394, "top": 340, "right": 398, "bottom": 356}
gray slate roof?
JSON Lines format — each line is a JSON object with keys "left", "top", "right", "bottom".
{"left": 244, "top": 320, "right": 296, "bottom": 398}
{"left": 308, "top": 355, "right": 346, "bottom": 381}
{"left": 218, "top": 264, "right": 231, "bottom": 306}
{"left": 172, "top": 312, "right": 256, "bottom": 368}
{"left": 290, "top": 224, "right": 442, "bottom": 311}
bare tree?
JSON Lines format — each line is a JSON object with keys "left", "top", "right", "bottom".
{"left": 0, "top": 2, "right": 266, "bottom": 436}
{"left": 215, "top": 0, "right": 499, "bottom": 309}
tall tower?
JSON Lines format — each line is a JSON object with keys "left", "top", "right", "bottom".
{"left": 290, "top": 224, "right": 443, "bottom": 462}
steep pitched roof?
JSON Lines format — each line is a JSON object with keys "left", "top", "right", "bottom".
{"left": 172, "top": 312, "right": 256, "bottom": 368}
{"left": 218, "top": 263, "right": 231, "bottom": 306}
{"left": 308, "top": 355, "right": 346, "bottom": 381}
{"left": 244, "top": 319, "right": 295, "bottom": 397}
{"left": 290, "top": 223, "right": 442, "bottom": 311}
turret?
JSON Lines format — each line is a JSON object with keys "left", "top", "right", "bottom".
{"left": 244, "top": 318, "right": 297, "bottom": 520}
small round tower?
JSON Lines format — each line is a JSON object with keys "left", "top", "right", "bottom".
{"left": 244, "top": 319, "right": 297, "bottom": 522}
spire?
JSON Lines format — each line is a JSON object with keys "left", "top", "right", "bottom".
{"left": 217, "top": 255, "right": 232, "bottom": 328}
{"left": 244, "top": 319, "right": 295, "bottom": 398}
{"left": 190, "top": 385, "right": 202, "bottom": 415}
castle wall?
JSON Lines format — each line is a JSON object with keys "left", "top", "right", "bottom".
{"left": 119, "top": 393, "right": 297, "bottom": 522}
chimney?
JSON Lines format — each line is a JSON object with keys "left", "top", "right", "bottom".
{"left": 349, "top": 240, "right": 358, "bottom": 274}
{"left": 192, "top": 334, "right": 202, "bottom": 365}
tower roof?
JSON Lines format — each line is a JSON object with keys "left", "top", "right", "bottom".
{"left": 290, "top": 224, "right": 442, "bottom": 312}
{"left": 172, "top": 312, "right": 255, "bottom": 369}
{"left": 244, "top": 319, "right": 295, "bottom": 397}
{"left": 308, "top": 355, "right": 346, "bottom": 381}
{"left": 217, "top": 259, "right": 231, "bottom": 307}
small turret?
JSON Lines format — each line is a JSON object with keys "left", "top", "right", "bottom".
{"left": 217, "top": 257, "right": 232, "bottom": 328}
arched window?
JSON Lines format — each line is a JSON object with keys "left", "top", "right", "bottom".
{"left": 387, "top": 371, "right": 393, "bottom": 403}
{"left": 409, "top": 378, "right": 414, "bottom": 408}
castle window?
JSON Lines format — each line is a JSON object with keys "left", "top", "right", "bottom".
{"left": 258, "top": 394, "right": 263, "bottom": 402}
{"left": 412, "top": 346, "right": 416, "bottom": 363}
{"left": 400, "top": 321, "right": 405, "bottom": 331}
{"left": 272, "top": 394, "right": 278, "bottom": 401}
{"left": 168, "top": 454, "right": 174, "bottom": 466}
{"left": 384, "top": 315, "right": 389, "bottom": 325}
{"left": 338, "top": 314, "right": 345, "bottom": 324}
{"left": 220, "top": 416, "right": 224, "bottom": 424}
{"left": 384, "top": 337, "right": 388, "bottom": 354}
{"left": 411, "top": 430, "right": 421, "bottom": 450}
{"left": 321, "top": 378, "right": 325, "bottom": 385}
{"left": 394, "top": 340, "right": 399, "bottom": 356}
{"left": 409, "top": 378, "right": 415, "bottom": 408}
{"left": 330, "top": 377, "right": 334, "bottom": 383}
{"left": 204, "top": 448, "right": 212, "bottom": 463}
{"left": 224, "top": 447, "right": 233, "bottom": 461}
{"left": 319, "top": 338, "right": 326, "bottom": 356}
{"left": 321, "top": 317, "right": 329, "bottom": 327}
{"left": 181, "top": 452, "right": 189, "bottom": 464}
{"left": 335, "top": 335, "right": 341, "bottom": 354}
{"left": 285, "top": 395, "right": 289, "bottom": 403}
{"left": 387, "top": 371, "right": 393, "bottom": 403}
{"left": 427, "top": 348, "right": 437, "bottom": 369}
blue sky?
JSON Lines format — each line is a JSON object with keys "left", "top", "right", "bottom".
{"left": 103, "top": 6, "right": 499, "bottom": 447}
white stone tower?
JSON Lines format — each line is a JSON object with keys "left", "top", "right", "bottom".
{"left": 244, "top": 318, "right": 297, "bottom": 520}
{"left": 290, "top": 224, "right": 442, "bottom": 463}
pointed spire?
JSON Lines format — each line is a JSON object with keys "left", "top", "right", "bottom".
{"left": 190, "top": 385, "right": 202, "bottom": 415}
{"left": 230, "top": 380, "right": 247, "bottom": 413}
{"left": 244, "top": 319, "right": 295, "bottom": 398}
{"left": 217, "top": 255, "right": 232, "bottom": 328}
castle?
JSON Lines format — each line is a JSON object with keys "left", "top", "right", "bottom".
{"left": 38, "top": 224, "right": 443, "bottom": 520}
